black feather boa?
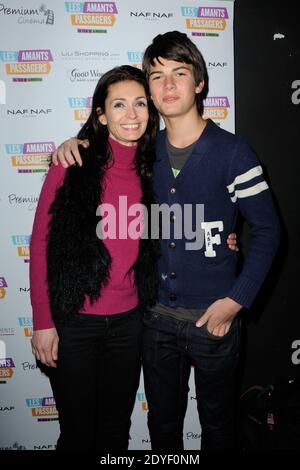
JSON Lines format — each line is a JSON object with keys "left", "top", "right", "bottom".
{"left": 46, "top": 146, "right": 158, "bottom": 322}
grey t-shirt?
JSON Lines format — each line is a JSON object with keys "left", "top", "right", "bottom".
{"left": 152, "top": 137, "right": 206, "bottom": 323}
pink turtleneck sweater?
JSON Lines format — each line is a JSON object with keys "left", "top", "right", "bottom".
{"left": 30, "top": 138, "right": 142, "bottom": 330}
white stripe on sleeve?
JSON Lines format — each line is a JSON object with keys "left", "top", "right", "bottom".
{"left": 227, "top": 165, "right": 263, "bottom": 194}
{"left": 230, "top": 181, "right": 269, "bottom": 203}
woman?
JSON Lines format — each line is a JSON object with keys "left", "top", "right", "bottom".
{"left": 30, "top": 65, "right": 159, "bottom": 450}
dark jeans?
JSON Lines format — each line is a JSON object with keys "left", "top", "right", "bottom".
{"left": 50, "top": 306, "right": 143, "bottom": 451}
{"left": 142, "top": 311, "right": 241, "bottom": 451}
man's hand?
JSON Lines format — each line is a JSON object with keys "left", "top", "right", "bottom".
{"left": 52, "top": 138, "right": 89, "bottom": 168}
{"left": 196, "top": 297, "right": 242, "bottom": 336}
{"left": 31, "top": 328, "right": 59, "bottom": 368}
{"left": 227, "top": 233, "right": 238, "bottom": 251}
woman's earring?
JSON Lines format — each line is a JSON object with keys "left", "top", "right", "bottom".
{"left": 99, "top": 115, "right": 107, "bottom": 126}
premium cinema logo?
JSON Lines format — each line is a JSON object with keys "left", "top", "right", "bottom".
{"left": 0, "top": 357, "right": 15, "bottom": 384}
{"left": 8, "top": 193, "right": 38, "bottom": 211}
{"left": 203, "top": 96, "right": 230, "bottom": 123}
{"left": 0, "top": 327, "right": 15, "bottom": 337}
{"left": 181, "top": 5, "right": 229, "bottom": 37}
{"left": 65, "top": 1, "right": 118, "bottom": 34}
{"left": 26, "top": 397, "right": 58, "bottom": 422}
{"left": 5, "top": 141, "right": 54, "bottom": 174}
{"left": 68, "top": 97, "right": 92, "bottom": 124}
{"left": 0, "top": 49, "right": 53, "bottom": 82}
{"left": 0, "top": 3, "right": 54, "bottom": 25}
{"left": 0, "top": 276, "right": 8, "bottom": 300}
{"left": 127, "top": 52, "right": 143, "bottom": 70}
{"left": 18, "top": 317, "right": 33, "bottom": 338}
{"left": 0, "top": 442, "right": 26, "bottom": 450}
{"left": 11, "top": 235, "right": 30, "bottom": 263}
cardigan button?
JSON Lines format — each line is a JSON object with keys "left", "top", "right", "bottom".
{"left": 169, "top": 293, "right": 177, "bottom": 301}
{"left": 170, "top": 214, "right": 176, "bottom": 222}
{"left": 170, "top": 187, "right": 176, "bottom": 195}
{"left": 169, "top": 272, "right": 177, "bottom": 279}
{"left": 169, "top": 242, "right": 176, "bottom": 249}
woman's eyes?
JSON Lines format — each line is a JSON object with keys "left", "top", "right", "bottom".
{"left": 113, "top": 101, "right": 147, "bottom": 109}
{"left": 113, "top": 102, "right": 125, "bottom": 108}
{"left": 136, "top": 101, "right": 147, "bottom": 107}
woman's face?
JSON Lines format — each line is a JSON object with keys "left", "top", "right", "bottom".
{"left": 98, "top": 80, "right": 149, "bottom": 147}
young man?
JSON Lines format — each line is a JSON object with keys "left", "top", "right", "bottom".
{"left": 52, "top": 31, "right": 280, "bottom": 450}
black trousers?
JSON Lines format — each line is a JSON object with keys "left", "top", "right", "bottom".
{"left": 142, "top": 311, "right": 241, "bottom": 451}
{"left": 50, "top": 306, "right": 143, "bottom": 451}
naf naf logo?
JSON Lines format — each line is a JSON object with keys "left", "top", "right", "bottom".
{"left": 5, "top": 142, "right": 54, "bottom": 174}
{"left": 6, "top": 108, "right": 52, "bottom": 118}
{"left": 0, "top": 3, "right": 54, "bottom": 25}
{"left": 129, "top": 11, "right": 173, "bottom": 20}
{"left": 203, "top": 96, "right": 230, "bottom": 123}
{"left": 141, "top": 437, "right": 151, "bottom": 445}
{"left": 0, "top": 50, "right": 53, "bottom": 82}
{"left": 0, "top": 357, "right": 15, "bottom": 384}
{"left": 207, "top": 61, "right": 228, "bottom": 70}
{"left": 65, "top": 1, "right": 118, "bottom": 34}
{"left": 0, "top": 405, "right": 15, "bottom": 412}
{"left": 19, "top": 286, "right": 30, "bottom": 294}
{"left": 127, "top": 52, "right": 143, "bottom": 70}
{"left": 26, "top": 397, "right": 58, "bottom": 422}
{"left": 18, "top": 317, "right": 33, "bottom": 338}
{"left": 136, "top": 391, "right": 148, "bottom": 412}
{"left": 11, "top": 235, "right": 30, "bottom": 263}
{"left": 68, "top": 97, "right": 92, "bottom": 124}
{"left": 33, "top": 444, "right": 56, "bottom": 450}
{"left": 0, "top": 276, "right": 8, "bottom": 300}
{"left": 181, "top": 5, "right": 229, "bottom": 37}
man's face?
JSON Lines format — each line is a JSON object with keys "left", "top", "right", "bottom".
{"left": 148, "top": 57, "right": 204, "bottom": 119}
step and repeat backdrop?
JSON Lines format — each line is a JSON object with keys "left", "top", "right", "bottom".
{"left": 0, "top": 0, "right": 235, "bottom": 450}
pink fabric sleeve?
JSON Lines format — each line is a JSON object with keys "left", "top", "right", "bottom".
{"left": 30, "top": 164, "right": 66, "bottom": 330}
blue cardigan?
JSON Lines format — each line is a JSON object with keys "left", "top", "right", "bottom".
{"left": 153, "top": 119, "right": 280, "bottom": 309}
